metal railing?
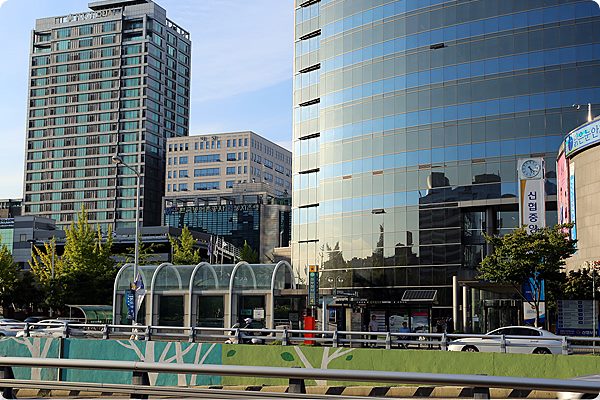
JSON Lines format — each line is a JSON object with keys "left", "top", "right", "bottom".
{"left": 6, "top": 321, "right": 600, "bottom": 354}
{"left": 0, "top": 356, "right": 599, "bottom": 399}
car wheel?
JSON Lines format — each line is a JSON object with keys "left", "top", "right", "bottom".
{"left": 462, "top": 345, "right": 479, "bottom": 352}
{"left": 533, "top": 347, "right": 551, "bottom": 355}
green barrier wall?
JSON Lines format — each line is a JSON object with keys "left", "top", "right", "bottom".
{"left": 1, "top": 337, "right": 600, "bottom": 387}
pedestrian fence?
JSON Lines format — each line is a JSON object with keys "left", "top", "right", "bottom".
{"left": 8, "top": 321, "right": 600, "bottom": 354}
{"left": 0, "top": 356, "right": 599, "bottom": 399}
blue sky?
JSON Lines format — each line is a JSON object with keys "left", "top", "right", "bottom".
{"left": 0, "top": 0, "right": 294, "bottom": 198}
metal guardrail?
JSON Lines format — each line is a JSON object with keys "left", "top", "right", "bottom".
{"left": 5, "top": 321, "right": 600, "bottom": 354}
{"left": 0, "top": 357, "right": 599, "bottom": 399}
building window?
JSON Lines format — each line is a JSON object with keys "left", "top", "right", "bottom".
{"left": 194, "top": 168, "right": 220, "bottom": 177}
{"left": 179, "top": 183, "right": 188, "bottom": 191}
{"left": 179, "top": 170, "right": 188, "bottom": 178}
{"left": 194, "top": 182, "right": 219, "bottom": 190}
{"left": 226, "top": 180, "right": 234, "bottom": 188}
{"left": 227, "top": 153, "right": 236, "bottom": 161}
{"left": 179, "top": 156, "right": 188, "bottom": 164}
{"left": 226, "top": 167, "right": 236, "bottom": 175}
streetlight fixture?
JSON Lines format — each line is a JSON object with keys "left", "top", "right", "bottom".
{"left": 573, "top": 103, "right": 593, "bottom": 122}
{"left": 112, "top": 154, "right": 141, "bottom": 323}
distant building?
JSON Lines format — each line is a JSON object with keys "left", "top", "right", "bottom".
{"left": 0, "top": 199, "right": 22, "bottom": 218}
{"left": 165, "top": 132, "right": 292, "bottom": 197}
{"left": 23, "top": 0, "right": 191, "bottom": 230}
{"left": 163, "top": 182, "right": 291, "bottom": 264}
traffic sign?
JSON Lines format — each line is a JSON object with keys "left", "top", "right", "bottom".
{"left": 308, "top": 265, "right": 319, "bottom": 307}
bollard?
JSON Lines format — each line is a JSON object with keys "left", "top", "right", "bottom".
{"left": 385, "top": 332, "right": 391, "bottom": 350}
{"left": 441, "top": 332, "right": 448, "bottom": 351}
{"left": 288, "top": 367, "right": 306, "bottom": 394}
{"left": 102, "top": 324, "right": 109, "bottom": 340}
{"left": 63, "top": 323, "right": 69, "bottom": 338}
{"left": 144, "top": 326, "right": 151, "bottom": 342}
{"left": 130, "top": 370, "right": 150, "bottom": 399}
{"left": 0, "top": 365, "right": 15, "bottom": 399}
{"left": 500, "top": 335, "right": 506, "bottom": 353}
{"left": 188, "top": 326, "right": 196, "bottom": 343}
{"left": 562, "top": 336, "right": 569, "bottom": 355}
{"left": 332, "top": 330, "right": 339, "bottom": 348}
{"left": 282, "top": 328, "right": 288, "bottom": 346}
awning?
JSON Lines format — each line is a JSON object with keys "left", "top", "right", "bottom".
{"left": 401, "top": 290, "right": 438, "bottom": 303}
{"left": 67, "top": 305, "right": 113, "bottom": 323}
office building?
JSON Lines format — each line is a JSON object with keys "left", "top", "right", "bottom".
{"left": 292, "top": 0, "right": 600, "bottom": 331}
{"left": 23, "top": 0, "right": 191, "bottom": 229}
{"left": 558, "top": 117, "right": 600, "bottom": 272}
{"left": 163, "top": 132, "right": 292, "bottom": 262}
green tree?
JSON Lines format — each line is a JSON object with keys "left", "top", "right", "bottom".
{"left": 169, "top": 226, "right": 201, "bottom": 265}
{"left": 0, "top": 245, "right": 19, "bottom": 311}
{"left": 29, "top": 238, "right": 68, "bottom": 313}
{"left": 29, "top": 207, "right": 116, "bottom": 312}
{"left": 562, "top": 267, "right": 599, "bottom": 300}
{"left": 239, "top": 241, "right": 259, "bottom": 264}
{"left": 120, "top": 238, "right": 158, "bottom": 265}
{"left": 479, "top": 224, "right": 576, "bottom": 327}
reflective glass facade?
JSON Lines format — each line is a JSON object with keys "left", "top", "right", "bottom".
{"left": 292, "top": 0, "right": 600, "bottom": 313}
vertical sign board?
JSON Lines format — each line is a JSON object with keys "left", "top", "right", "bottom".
{"left": 556, "top": 152, "right": 570, "bottom": 227}
{"left": 518, "top": 158, "right": 546, "bottom": 234}
{"left": 569, "top": 162, "right": 577, "bottom": 241}
{"left": 308, "top": 265, "right": 319, "bottom": 307}
{"left": 125, "top": 289, "right": 135, "bottom": 320}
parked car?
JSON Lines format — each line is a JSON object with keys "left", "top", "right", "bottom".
{"left": 23, "top": 316, "right": 48, "bottom": 324}
{"left": 0, "top": 319, "right": 24, "bottom": 337}
{"left": 448, "top": 326, "right": 563, "bottom": 354}
{"left": 15, "top": 319, "right": 85, "bottom": 338}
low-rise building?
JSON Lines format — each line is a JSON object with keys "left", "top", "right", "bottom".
{"left": 163, "top": 132, "right": 292, "bottom": 262}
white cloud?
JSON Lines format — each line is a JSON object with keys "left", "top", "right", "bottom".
{"left": 166, "top": 0, "right": 294, "bottom": 103}
{"left": 0, "top": 0, "right": 8, "bottom": 8}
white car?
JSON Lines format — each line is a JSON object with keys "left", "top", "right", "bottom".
{"left": 448, "top": 326, "right": 563, "bottom": 354}
{"left": 15, "top": 319, "right": 85, "bottom": 338}
{"left": 0, "top": 319, "right": 25, "bottom": 337}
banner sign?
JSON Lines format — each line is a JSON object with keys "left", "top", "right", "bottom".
{"left": 125, "top": 289, "right": 135, "bottom": 320}
{"left": 519, "top": 178, "right": 546, "bottom": 233}
{"left": 569, "top": 162, "right": 577, "bottom": 241}
{"left": 564, "top": 118, "right": 600, "bottom": 158}
{"left": 308, "top": 265, "right": 319, "bottom": 307}
{"left": 523, "top": 302, "right": 546, "bottom": 325}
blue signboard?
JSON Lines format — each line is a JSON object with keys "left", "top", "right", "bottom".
{"left": 125, "top": 289, "right": 135, "bottom": 320}
{"left": 523, "top": 277, "right": 545, "bottom": 302}
{"left": 565, "top": 118, "right": 600, "bottom": 158}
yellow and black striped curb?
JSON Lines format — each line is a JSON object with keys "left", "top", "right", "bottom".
{"left": 14, "top": 385, "right": 561, "bottom": 398}
{"left": 206, "top": 385, "right": 559, "bottom": 398}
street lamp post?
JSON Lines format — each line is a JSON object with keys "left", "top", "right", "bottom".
{"left": 112, "top": 154, "right": 141, "bottom": 323}
{"left": 573, "top": 103, "right": 593, "bottom": 122}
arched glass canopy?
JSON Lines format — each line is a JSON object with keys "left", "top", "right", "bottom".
{"left": 112, "top": 261, "right": 295, "bottom": 328}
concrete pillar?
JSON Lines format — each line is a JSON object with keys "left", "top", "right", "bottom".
{"left": 452, "top": 276, "right": 459, "bottom": 332}
{"left": 266, "top": 294, "right": 274, "bottom": 329}
{"left": 462, "top": 285, "right": 469, "bottom": 333}
{"left": 183, "top": 293, "right": 191, "bottom": 327}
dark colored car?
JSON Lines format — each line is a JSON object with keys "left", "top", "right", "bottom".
{"left": 24, "top": 316, "right": 49, "bottom": 324}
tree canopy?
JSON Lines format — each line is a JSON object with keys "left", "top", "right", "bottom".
{"left": 0, "top": 245, "right": 19, "bottom": 310}
{"left": 169, "top": 226, "right": 202, "bottom": 265}
{"left": 479, "top": 224, "right": 576, "bottom": 326}
{"left": 239, "top": 241, "right": 259, "bottom": 264}
{"left": 29, "top": 207, "right": 116, "bottom": 312}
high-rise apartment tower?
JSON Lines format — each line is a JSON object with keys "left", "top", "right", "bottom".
{"left": 23, "top": 0, "right": 191, "bottom": 229}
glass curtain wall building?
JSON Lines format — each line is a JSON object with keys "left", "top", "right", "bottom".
{"left": 23, "top": 0, "right": 191, "bottom": 229}
{"left": 292, "top": 0, "right": 600, "bottom": 323}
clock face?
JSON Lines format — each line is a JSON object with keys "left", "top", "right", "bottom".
{"left": 521, "top": 159, "right": 541, "bottom": 178}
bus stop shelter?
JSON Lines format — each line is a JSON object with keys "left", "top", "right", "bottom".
{"left": 112, "top": 261, "right": 295, "bottom": 329}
